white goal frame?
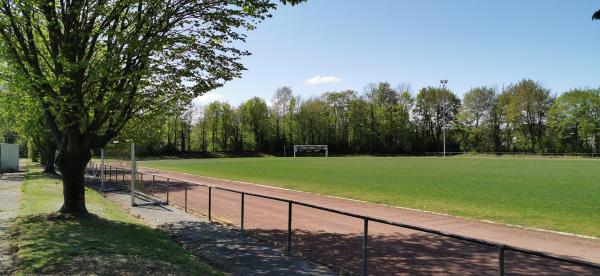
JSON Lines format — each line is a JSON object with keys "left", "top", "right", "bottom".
{"left": 293, "top": 145, "right": 328, "bottom": 158}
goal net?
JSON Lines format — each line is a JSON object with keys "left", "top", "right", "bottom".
{"left": 293, "top": 145, "right": 328, "bottom": 158}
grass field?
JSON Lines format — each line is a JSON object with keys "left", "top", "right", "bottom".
{"left": 11, "top": 168, "right": 220, "bottom": 275}
{"left": 140, "top": 156, "right": 600, "bottom": 237}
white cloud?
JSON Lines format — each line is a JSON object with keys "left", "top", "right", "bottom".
{"left": 193, "top": 92, "right": 224, "bottom": 106}
{"left": 305, "top": 75, "right": 342, "bottom": 85}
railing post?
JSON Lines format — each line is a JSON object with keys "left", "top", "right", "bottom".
{"left": 152, "top": 175, "right": 155, "bottom": 196}
{"left": 240, "top": 193, "right": 245, "bottom": 234}
{"left": 288, "top": 201, "right": 293, "bottom": 252}
{"left": 184, "top": 184, "right": 188, "bottom": 212}
{"left": 498, "top": 245, "right": 505, "bottom": 276}
{"left": 166, "top": 178, "right": 170, "bottom": 204}
{"left": 363, "top": 218, "right": 368, "bottom": 276}
{"left": 208, "top": 187, "right": 212, "bottom": 221}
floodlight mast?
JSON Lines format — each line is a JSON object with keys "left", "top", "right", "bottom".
{"left": 440, "top": 80, "right": 448, "bottom": 158}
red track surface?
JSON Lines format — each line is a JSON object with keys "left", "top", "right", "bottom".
{"left": 103, "top": 165, "right": 600, "bottom": 275}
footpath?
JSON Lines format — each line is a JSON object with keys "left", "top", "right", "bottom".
{"left": 105, "top": 190, "right": 335, "bottom": 276}
{"left": 0, "top": 173, "right": 24, "bottom": 275}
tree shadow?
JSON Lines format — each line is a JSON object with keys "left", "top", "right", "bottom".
{"left": 160, "top": 220, "right": 334, "bottom": 275}
{"left": 11, "top": 213, "right": 213, "bottom": 274}
{"left": 245, "top": 228, "right": 599, "bottom": 275}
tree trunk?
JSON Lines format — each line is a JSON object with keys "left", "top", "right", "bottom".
{"left": 42, "top": 143, "right": 57, "bottom": 174}
{"left": 56, "top": 146, "right": 91, "bottom": 215}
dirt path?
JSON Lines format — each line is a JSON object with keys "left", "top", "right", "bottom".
{"left": 104, "top": 165, "right": 600, "bottom": 275}
{"left": 0, "top": 173, "right": 24, "bottom": 275}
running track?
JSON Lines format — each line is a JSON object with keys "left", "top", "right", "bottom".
{"left": 102, "top": 165, "right": 600, "bottom": 275}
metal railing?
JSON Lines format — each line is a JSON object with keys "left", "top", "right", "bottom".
{"left": 85, "top": 162, "right": 600, "bottom": 275}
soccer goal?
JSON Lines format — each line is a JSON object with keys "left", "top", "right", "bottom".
{"left": 293, "top": 145, "right": 328, "bottom": 158}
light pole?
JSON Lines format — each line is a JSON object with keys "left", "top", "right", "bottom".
{"left": 440, "top": 80, "right": 448, "bottom": 157}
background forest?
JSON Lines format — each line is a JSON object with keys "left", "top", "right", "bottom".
{"left": 19, "top": 78, "right": 590, "bottom": 157}
{"left": 3, "top": 79, "right": 600, "bottom": 157}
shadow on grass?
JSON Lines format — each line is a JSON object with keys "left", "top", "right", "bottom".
{"left": 12, "top": 210, "right": 217, "bottom": 275}
{"left": 12, "top": 213, "right": 217, "bottom": 275}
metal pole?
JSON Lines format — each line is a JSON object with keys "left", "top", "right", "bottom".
{"left": 443, "top": 127, "right": 446, "bottom": 158}
{"left": 166, "top": 178, "right": 170, "bottom": 204}
{"left": 184, "top": 185, "right": 188, "bottom": 212}
{"left": 287, "top": 201, "right": 293, "bottom": 252}
{"left": 240, "top": 193, "right": 245, "bottom": 234}
{"left": 100, "top": 149, "right": 105, "bottom": 192}
{"left": 498, "top": 245, "right": 505, "bottom": 276}
{"left": 363, "top": 218, "right": 369, "bottom": 276}
{"left": 130, "top": 142, "right": 136, "bottom": 206}
{"left": 152, "top": 175, "right": 155, "bottom": 196}
{"left": 441, "top": 80, "right": 448, "bottom": 158}
{"left": 140, "top": 173, "right": 143, "bottom": 193}
{"left": 208, "top": 187, "right": 212, "bottom": 221}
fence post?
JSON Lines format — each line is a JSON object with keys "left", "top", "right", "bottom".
{"left": 288, "top": 201, "right": 293, "bottom": 252}
{"left": 240, "top": 193, "right": 245, "bottom": 234}
{"left": 166, "top": 178, "right": 170, "bottom": 204}
{"left": 109, "top": 166, "right": 112, "bottom": 182}
{"left": 184, "top": 185, "right": 188, "bottom": 212}
{"left": 363, "top": 218, "right": 368, "bottom": 276}
{"left": 208, "top": 187, "right": 212, "bottom": 221}
{"left": 498, "top": 245, "right": 505, "bottom": 276}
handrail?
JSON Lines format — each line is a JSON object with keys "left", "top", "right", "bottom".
{"left": 86, "top": 162, "right": 600, "bottom": 275}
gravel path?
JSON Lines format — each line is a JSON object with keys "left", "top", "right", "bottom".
{"left": 105, "top": 190, "right": 335, "bottom": 275}
{"left": 0, "top": 173, "right": 24, "bottom": 275}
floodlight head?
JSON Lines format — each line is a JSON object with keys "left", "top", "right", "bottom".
{"left": 112, "top": 140, "right": 120, "bottom": 144}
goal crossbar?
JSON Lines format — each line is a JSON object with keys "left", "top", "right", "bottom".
{"left": 293, "top": 145, "right": 328, "bottom": 158}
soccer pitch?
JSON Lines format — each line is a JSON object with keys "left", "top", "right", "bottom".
{"left": 139, "top": 156, "right": 600, "bottom": 237}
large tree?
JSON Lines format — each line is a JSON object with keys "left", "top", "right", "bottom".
{"left": 0, "top": 0, "right": 303, "bottom": 215}
{"left": 504, "top": 80, "right": 553, "bottom": 151}
{"left": 548, "top": 89, "right": 600, "bottom": 152}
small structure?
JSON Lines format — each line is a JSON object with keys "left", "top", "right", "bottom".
{"left": 293, "top": 145, "right": 328, "bottom": 158}
{"left": 0, "top": 143, "right": 19, "bottom": 172}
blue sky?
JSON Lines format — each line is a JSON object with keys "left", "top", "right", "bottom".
{"left": 199, "top": 0, "right": 600, "bottom": 106}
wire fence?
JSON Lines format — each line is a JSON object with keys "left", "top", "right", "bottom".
{"left": 85, "top": 162, "right": 600, "bottom": 275}
{"left": 418, "top": 151, "right": 600, "bottom": 158}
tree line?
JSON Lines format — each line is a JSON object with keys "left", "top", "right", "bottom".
{"left": 128, "top": 79, "right": 599, "bottom": 156}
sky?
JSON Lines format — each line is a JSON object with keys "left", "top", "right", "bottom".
{"left": 197, "top": 0, "right": 600, "bottom": 106}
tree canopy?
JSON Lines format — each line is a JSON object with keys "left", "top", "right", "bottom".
{"left": 0, "top": 0, "right": 304, "bottom": 214}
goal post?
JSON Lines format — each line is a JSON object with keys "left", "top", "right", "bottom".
{"left": 293, "top": 145, "right": 328, "bottom": 158}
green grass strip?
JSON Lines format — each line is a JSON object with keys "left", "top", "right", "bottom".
{"left": 11, "top": 169, "right": 221, "bottom": 275}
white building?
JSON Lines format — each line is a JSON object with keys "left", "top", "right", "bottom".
{"left": 0, "top": 143, "right": 19, "bottom": 172}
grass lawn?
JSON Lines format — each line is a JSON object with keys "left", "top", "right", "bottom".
{"left": 140, "top": 156, "right": 600, "bottom": 237}
{"left": 10, "top": 168, "right": 220, "bottom": 275}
